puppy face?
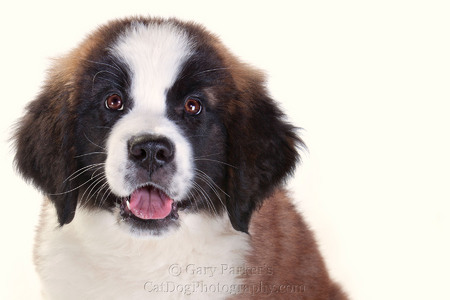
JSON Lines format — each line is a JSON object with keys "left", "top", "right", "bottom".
{"left": 14, "top": 18, "right": 301, "bottom": 236}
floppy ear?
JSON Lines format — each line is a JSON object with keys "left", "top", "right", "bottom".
{"left": 224, "top": 75, "right": 303, "bottom": 233}
{"left": 13, "top": 63, "right": 79, "bottom": 226}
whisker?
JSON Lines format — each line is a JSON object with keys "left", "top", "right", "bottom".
{"left": 195, "top": 170, "right": 229, "bottom": 199}
{"left": 92, "top": 70, "right": 120, "bottom": 85}
{"left": 84, "top": 57, "right": 131, "bottom": 88}
{"left": 194, "top": 158, "right": 238, "bottom": 169}
{"left": 178, "top": 67, "right": 230, "bottom": 83}
{"left": 189, "top": 182, "right": 205, "bottom": 207}
{"left": 110, "top": 59, "right": 131, "bottom": 86}
{"left": 98, "top": 188, "right": 114, "bottom": 208}
{"left": 196, "top": 67, "right": 229, "bottom": 76}
{"left": 91, "top": 177, "right": 110, "bottom": 206}
{"left": 194, "top": 152, "right": 223, "bottom": 159}
{"left": 192, "top": 181, "right": 218, "bottom": 215}
{"left": 84, "top": 133, "right": 106, "bottom": 151}
{"left": 64, "top": 163, "right": 105, "bottom": 182}
{"left": 49, "top": 175, "right": 99, "bottom": 196}
{"left": 84, "top": 59, "right": 123, "bottom": 75}
{"left": 194, "top": 170, "right": 228, "bottom": 212}
{"left": 196, "top": 179, "right": 225, "bottom": 212}
{"left": 79, "top": 174, "right": 107, "bottom": 208}
{"left": 74, "top": 152, "right": 107, "bottom": 159}
{"left": 93, "top": 76, "right": 125, "bottom": 90}
{"left": 185, "top": 183, "right": 200, "bottom": 211}
{"left": 184, "top": 134, "right": 209, "bottom": 139}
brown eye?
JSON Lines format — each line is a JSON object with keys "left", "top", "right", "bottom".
{"left": 105, "top": 94, "right": 124, "bottom": 111}
{"left": 184, "top": 97, "right": 202, "bottom": 115}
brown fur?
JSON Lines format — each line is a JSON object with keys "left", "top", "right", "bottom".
{"left": 234, "top": 189, "right": 348, "bottom": 299}
{"left": 14, "top": 17, "right": 347, "bottom": 299}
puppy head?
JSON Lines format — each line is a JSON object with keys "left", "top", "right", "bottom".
{"left": 13, "top": 17, "right": 302, "bottom": 235}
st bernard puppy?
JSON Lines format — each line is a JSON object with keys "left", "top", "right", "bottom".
{"left": 14, "top": 17, "right": 347, "bottom": 299}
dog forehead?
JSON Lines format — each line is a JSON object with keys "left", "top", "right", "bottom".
{"left": 110, "top": 22, "right": 194, "bottom": 113}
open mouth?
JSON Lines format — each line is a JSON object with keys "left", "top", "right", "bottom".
{"left": 120, "top": 185, "right": 179, "bottom": 221}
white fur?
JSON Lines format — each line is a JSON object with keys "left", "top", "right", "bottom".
{"left": 36, "top": 200, "right": 250, "bottom": 299}
{"left": 36, "top": 23, "right": 252, "bottom": 299}
{"left": 105, "top": 22, "right": 194, "bottom": 200}
{"left": 105, "top": 111, "right": 194, "bottom": 200}
{"left": 113, "top": 22, "right": 193, "bottom": 114}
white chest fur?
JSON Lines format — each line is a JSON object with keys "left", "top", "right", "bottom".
{"left": 35, "top": 201, "right": 250, "bottom": 300}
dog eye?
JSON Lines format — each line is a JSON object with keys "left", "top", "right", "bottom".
{"left": 105, "top": 94, "right": 124, "bottom": 111}
{"left": 184, "top": 97, "right": 202, "bottom": 115}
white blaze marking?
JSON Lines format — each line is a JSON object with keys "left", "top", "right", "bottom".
{"left": 105, "top": 22, "right": 195, "bottom": 200}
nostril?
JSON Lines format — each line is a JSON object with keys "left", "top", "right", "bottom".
{"left": 130, "top": 146, "right": 148, "bottom": 162}
{"left": 128, "top": 135, "right": 175, "bottom": 170}
{"left": 155, "top": 147, "right": 169, "bottom": 162}
{"left": 153, "top": 139, "right": 175, "bottom": 165}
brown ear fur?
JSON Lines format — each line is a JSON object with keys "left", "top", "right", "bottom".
{"left": 223, "top": 62, "right": 303, "bottom": 233}
{"left": 12, "top": 21, "right": 123, "bottom": 225}
{"left": 13, "top": 56, "right": 80, "bottom": 225}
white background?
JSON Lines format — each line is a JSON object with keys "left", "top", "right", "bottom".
{"left": 1, "top": 1, "right": 449, "bottom": 299}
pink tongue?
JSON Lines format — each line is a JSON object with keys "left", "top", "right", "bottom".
{"left": 129, "top": 187, "right": 173, "bottom": 220}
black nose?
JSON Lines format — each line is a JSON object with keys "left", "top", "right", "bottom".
{"left": 128, "top": 135, "right": 175, "bottom": 171}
